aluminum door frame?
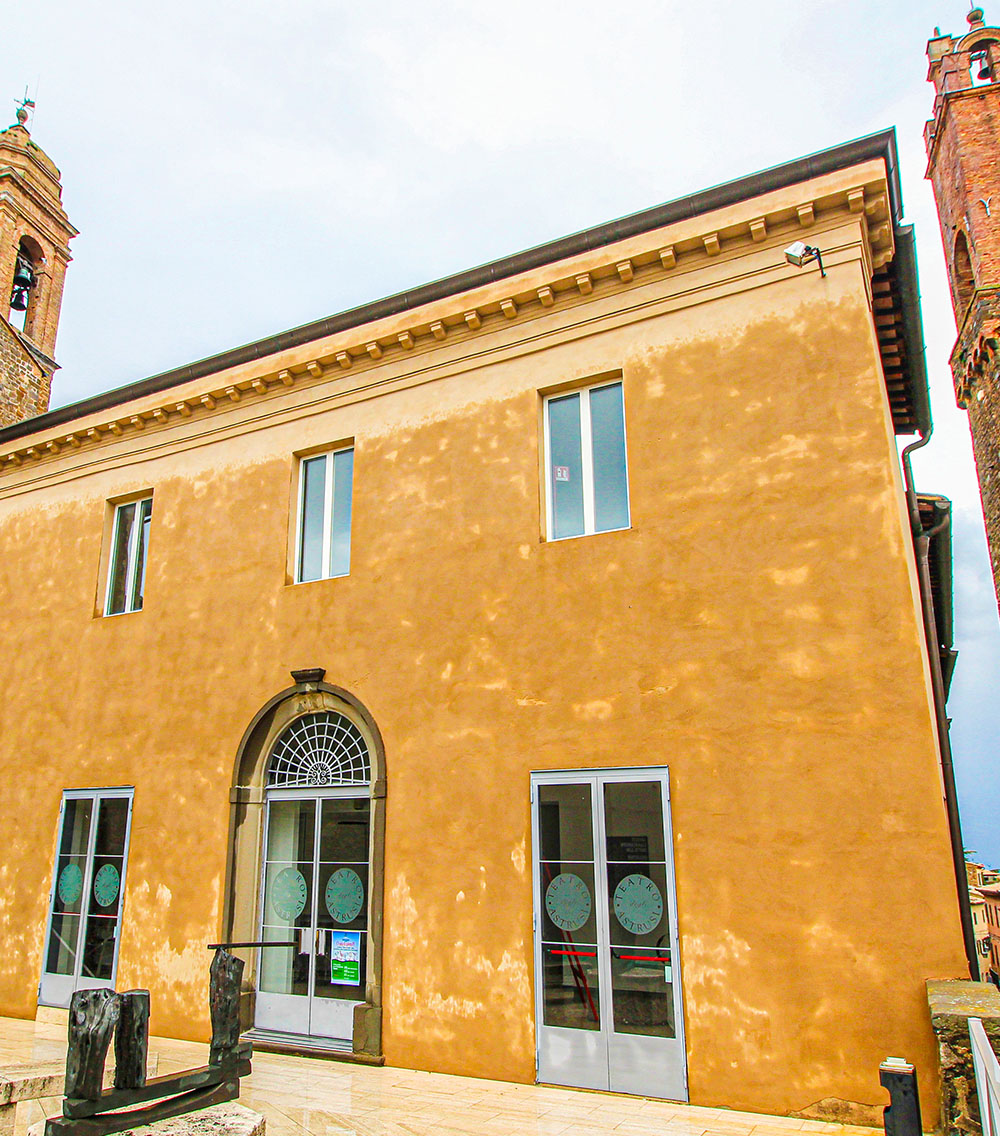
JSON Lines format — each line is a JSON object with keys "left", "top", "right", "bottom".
{"left": 530, "top": 767, "right": 687, "bottom": 1101}
{"left": 531, "top": 775, "right": 608, "bottom": 1090}
{"left": 39, "top": 787, "right": 134, "bottom": 1008}
{"left": 599, "top": 766, "right": 686, "bottom": 1100}
{"left": 255, "top": 786, "right": 366, "bottom": 1040}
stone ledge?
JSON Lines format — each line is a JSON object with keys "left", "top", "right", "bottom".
{"left": 928, "top": 980, "right": 1000, "bottom": 1020}
{"left": 0, "top": 1062, "right": 64, "bottom": 1105}
{"left": 927, "top": 979, "right": 1000, "bottom": 1136}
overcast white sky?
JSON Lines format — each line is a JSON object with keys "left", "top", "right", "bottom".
{"left": 7, "top": 1, "right": 999, "bottom": 864}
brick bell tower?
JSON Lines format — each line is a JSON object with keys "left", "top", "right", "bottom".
{"left": 0, "top": 97, "right": 77, "bottom": 427}
{"left": 926, "top": 9, "right": 1000, "bottom": 604}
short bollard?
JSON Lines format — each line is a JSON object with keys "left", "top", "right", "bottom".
{"left": 880, "top": 1057, "right": 923, "bottom": 1136}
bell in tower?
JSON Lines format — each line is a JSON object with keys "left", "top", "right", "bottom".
{"left": 10, "top": 246, "right": 36, "bottom": 312}
{"left": 0, "top": 94, "right": 78, "bottom": 427}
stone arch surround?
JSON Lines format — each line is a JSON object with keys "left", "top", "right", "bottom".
{"left": 222, "top": 673, "right": 386, "bottom": 1058}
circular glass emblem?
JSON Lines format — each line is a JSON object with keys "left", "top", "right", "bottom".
{"left": 270, "top": 867, "right": 308, "bottom": 921}
{"left": 57, "top": 863, "right": 83, "bottom": 906}
{"left": 93, "top": 864, "right": 121, "bottom": 908}
{"left": 544, "top": 873, "right": 592, "bottom": 932}
{"left": 613, "top": 873, "right": 663, "bottom": 935}
{"left": 325, "top": 868, "right": 365, "bottom": 923}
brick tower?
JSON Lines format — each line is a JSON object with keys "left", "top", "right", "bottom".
{"left": 926, "top": 9, "right": 1000, "bottom": 604}
{"left": 0, "top": 99, "right": 77, "bottom": 426}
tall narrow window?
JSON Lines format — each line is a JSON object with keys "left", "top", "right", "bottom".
{"left": 40, "top": 788, "right": 133, "bottom": 1007}
{"left": 105, "top": 497, "right": 152, "bottom": 615}
{"left": 545, "top": 381, "right": 629, "bottom": 540}
{"left": 954, "top": 231, "right": 976, "bottom": 315}
{"left": 296, "top": 448, "right": 354, "bottom": 583}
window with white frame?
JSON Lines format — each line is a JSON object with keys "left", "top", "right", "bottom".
{"left": 296, "top": 447, "right": 354, "bottom": 583}
{"left": 544, "top": 380, "right": 630, "bottom": 540}
{"left": 105, "top": 497, "right": 152, "bottom": 615}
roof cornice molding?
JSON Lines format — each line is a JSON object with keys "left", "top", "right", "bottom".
{"left": 0, "top": 129, "right": 902, "bottom": 450}
{"left": 0, "top": 175, "right": 895, "bottom": 476}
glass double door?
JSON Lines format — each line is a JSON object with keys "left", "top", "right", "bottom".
{"left": 40, "top": 789, "right": 133, "bottom": 1007}
{"left": 531, "top": 769, "right": 686, "bottom": 1100}
{"left": 256, "top": 792, "right": 370, "bottom": 1042}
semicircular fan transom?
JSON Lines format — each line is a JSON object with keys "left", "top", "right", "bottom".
{"left": 266, "top": 712, "right": 371, "bottom": 788}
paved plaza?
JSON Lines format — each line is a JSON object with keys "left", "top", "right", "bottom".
{"left": 0, "top": 1015, "right": 882, "bottom": 1136}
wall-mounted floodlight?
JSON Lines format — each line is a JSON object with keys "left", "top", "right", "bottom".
{"left": 784, "top": 240, "right": 826, "bottom": 277}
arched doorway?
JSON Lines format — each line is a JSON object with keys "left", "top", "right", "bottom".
{"left": 224, "top": 673, "right": 385, "bottom": 1056}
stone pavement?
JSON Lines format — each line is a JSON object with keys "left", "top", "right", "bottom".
{"left": 0, "top": 1015, "right": 882, "bottom": 1136}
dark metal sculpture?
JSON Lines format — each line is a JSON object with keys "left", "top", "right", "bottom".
{"left": 113, "top": 991, "right": 149, "bottom": 1091}
{"left": 208, "top": 951, "right": 243, "bottom": 1067}
{"left": 46, "top": 949, "right": 251, "bottom": 1136}
{"left": 65, "top": 990, "right": 120, "bottom": 1101}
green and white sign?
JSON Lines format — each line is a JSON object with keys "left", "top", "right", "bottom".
{"left": 330, "top": 930, "right": 362, "bottom": 985}
{"left": 613, "top": 873, "right": 663, "bottom": 935}
{"left": 325, "top": 868, "right": 365, "bottom": 923}
{"left": 545, "top": 872, "right": 592, "bottom": 932}
{"left": 57, "top": 863, "right": 83, "bottom": 906}
{"left": 93, "top": 864, "right": 120, "bottom": 908}
{"left": 270, "top": 867, "right": 308, "bottom": 921}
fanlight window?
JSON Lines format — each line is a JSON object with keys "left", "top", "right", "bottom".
{"left": 266, "top": 712, "right": 371, "bottom": 788}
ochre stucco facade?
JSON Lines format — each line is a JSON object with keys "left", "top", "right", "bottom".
{"left": 0, "top": 142, "right": 967, "bottom": 1120}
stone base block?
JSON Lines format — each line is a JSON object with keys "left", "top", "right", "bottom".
{"left": 28, "top": 1102, "right": 264, "bottom": 1136}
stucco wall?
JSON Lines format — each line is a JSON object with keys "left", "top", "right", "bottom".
{"left": 0, "top": 201, "right": 966, "bottom": 1118}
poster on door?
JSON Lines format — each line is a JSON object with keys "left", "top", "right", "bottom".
{"left": 330, "top": 930, "right": 362, "bottom": 985}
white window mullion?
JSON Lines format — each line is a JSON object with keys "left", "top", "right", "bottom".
{"left": 103, "top": 511, "right": 123, "bottom": 615}
{"left": 124, "top": 506, "right": 142, "bottom": 608}
{"left": 107, "top": 796, "right": 133, "bottom": 987}
{"left": 321, "top": 454, "right": 334, "bottom": 579}
{"left": 295, "top": 464, "right": 308, "bottom": 582}
{"left": 580, "top": 389, "right": 596, "bottom": 535}
{"left": 39, "top": 797, "right": 67, "bottom": 998}
{"left": 308, "top": 800, "right": 324, "bottom": 1009}
{"left": 76, "top": 792, "right": 101, "bottom": 985}
{"left": 543, "top": 403, "right": 555, "bottom": 539}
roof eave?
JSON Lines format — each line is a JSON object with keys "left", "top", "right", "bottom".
{"left": 0, "top": 128, "right": 908, "bottom": 446}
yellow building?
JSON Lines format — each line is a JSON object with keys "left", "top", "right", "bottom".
{"left": 0, "top": 124, "right": 972, "bottom": 1119}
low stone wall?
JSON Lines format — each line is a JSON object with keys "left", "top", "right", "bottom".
{"left": 927, "top": 979, "right": 1000, "bottom": 1136}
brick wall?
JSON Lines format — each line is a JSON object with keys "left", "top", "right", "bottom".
{"left": 966, "top": 367, "right": 1000, "bottom": 589}
{"left": 926, "top": 30, "right": 1000, "bottom": 612}
{"left": 0, "top": 321, "right": 50, "bottom": 427}
{"left": 926, "top": 83, "right": 1000, "bottom": 319}
{"left": 0, "top": 123, "right": 76, "bottom": 362}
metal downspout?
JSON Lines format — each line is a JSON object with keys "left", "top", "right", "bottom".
{"left": 901, "top": 430, "right": 978, "bottom": 979}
